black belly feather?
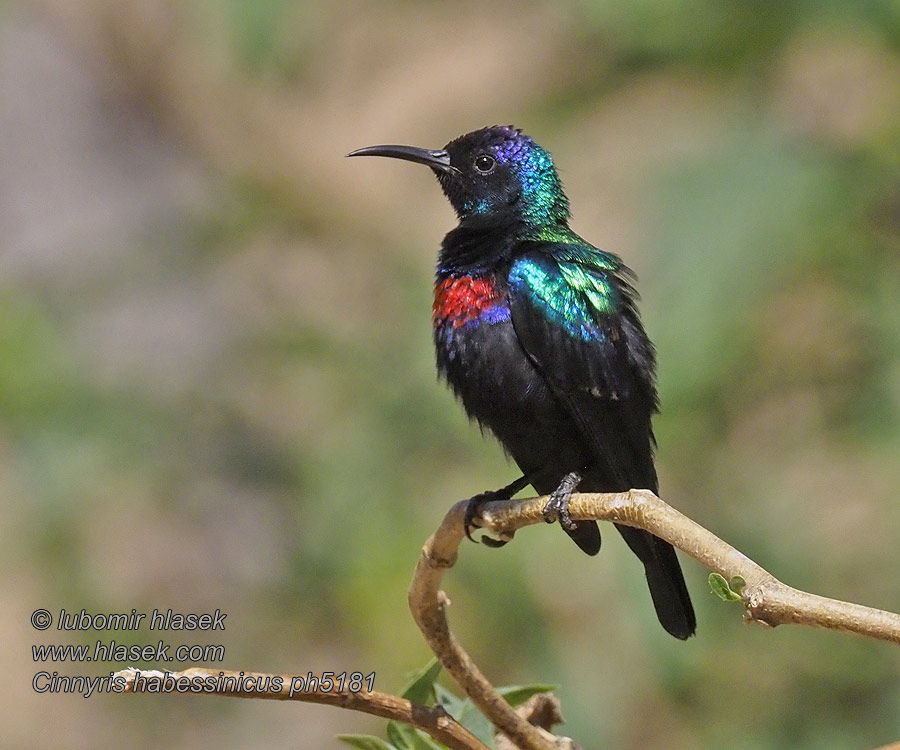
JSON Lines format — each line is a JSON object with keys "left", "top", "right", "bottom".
{"left": 434, "top": 297, "right": 696, "bottom": 640}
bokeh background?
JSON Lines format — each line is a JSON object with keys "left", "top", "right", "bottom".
{"left": 3, "top": 1, "right": 900, "bottom": 748}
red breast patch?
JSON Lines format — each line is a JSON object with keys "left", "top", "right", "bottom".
{"left": 433, "top": 276, "right": 504, "bottom": 328}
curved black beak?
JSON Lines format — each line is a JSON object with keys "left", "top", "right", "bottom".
{"left": 347, "top": 145, "right": 458, "bottom": 175}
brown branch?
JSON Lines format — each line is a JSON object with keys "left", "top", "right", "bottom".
{"left": 494, "top": 695, "right": 575, "bottom": 750}
{"left": 409, "top": 501, "right": 567, "bottom": 750}
{"left": 476, "top": 490, "right": 900, "bottom": 644}
{"left": 114, "top": 667, "right": 487, "bottom": 750}
{"left": 408, "top": 488, "right": 900, "bottom": 750}
{"left": 119, "top": 488, "right": 900, "bottom": 750}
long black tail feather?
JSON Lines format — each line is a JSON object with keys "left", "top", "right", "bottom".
{"left": 615, "top": 524, "right": 696, "bottom": 639}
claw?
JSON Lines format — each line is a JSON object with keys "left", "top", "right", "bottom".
{"left": 463, "top": 491, "right": 496, "bottom": 543}
{"left": 461, "top": 474, "right": 531, "bottom": 547}
{"left": 463, "top": 490, "right": 512, "bottom": 546}
{"left": 542, "top": 471, "right": 582, "bottom": 532}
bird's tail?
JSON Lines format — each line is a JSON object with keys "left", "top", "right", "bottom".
{"left": 615, "top": 524, "right": 696, "bottom": 639}
{"left": 565, "top": 520, "right": 602, "bottom": 556}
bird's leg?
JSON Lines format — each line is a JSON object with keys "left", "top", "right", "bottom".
{"left": 542, "top": 471, "right": 582, "bottom": 532}
{"left": 464, "top": 474, "right": 532, "bottom": 547}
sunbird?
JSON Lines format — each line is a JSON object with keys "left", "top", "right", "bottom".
{"left": 349, "top": 126, "right": 695, "bottom": 639}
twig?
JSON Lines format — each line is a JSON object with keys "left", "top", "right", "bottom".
{"left": 114, "top": 667, "right": 487, "bottom": 750}
{"left": 409, "top": 501, "right": 565, "bottom": 750}
{"left": 494, "top": 694, "right": 575, "bottom": 750}
{"left": 476, "top": 490, "right": 900, "bottom": 644}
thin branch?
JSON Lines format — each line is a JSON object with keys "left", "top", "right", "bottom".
{"left": 476, "top": 490, "right": 900, "bottom": 644}
{"left": 494, "top": 694, "right": 576, "bottom": 750}
{"left": 408, "top": 489, "right": 900, "bottom": 750}
{"left": 114, "top": 667, "right": 487, "bottom": 750}
{"left": 409, "top": 501, "right": 565, "bottom": 750}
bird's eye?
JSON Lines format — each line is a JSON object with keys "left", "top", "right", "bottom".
{"left": 473, "top": 154, "right": 496, "bottom": 174}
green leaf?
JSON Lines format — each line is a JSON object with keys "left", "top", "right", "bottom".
{"left": 433, "top": 684, "right": 465, "bottom": 721}
{"left": 430, "top": 682, "right": 558, "bottom": 747}
{"left": 337, "top": 735, "right": 398, "bottom": 750}
{"left": 400, "top": 658, "right": 442, "bottom": 705}
{"left": 496, "top": 683, "right": 557, "bottom": 707}
{"left": 458, "top": 701, "right": 495, "bottom": 746}
{"left": 385, "top": 721, "right": 445, "bottom": 750}
{"left": 386, "top": 722, "right": 413, "bottom": 750}
{"left": 730, "top": 575, "right": 747, "bottom": 593}
{"left": 409, "top": 736, "right": 446, "bottom": 750}
{"left": 434, "top": 683, "right": 467, "bottom": 721}
{"left": 709, "top": 572, "right": 743, "bottom": 601}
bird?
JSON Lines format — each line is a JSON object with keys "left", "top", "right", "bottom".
{"left": 348, "top": 125, "right": 696, "bottom": 639}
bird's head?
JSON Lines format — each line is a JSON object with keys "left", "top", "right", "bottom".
{"left": 348, "top": 125, "right": 569, "bottom": 227}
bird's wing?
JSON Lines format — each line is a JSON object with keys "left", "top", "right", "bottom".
{"left": 507, "top": 246, "right": 696, "bottom": 639}
{"left": 506, "top": 246, "right": 658, "bottom": 490}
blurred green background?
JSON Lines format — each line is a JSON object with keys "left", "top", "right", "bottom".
{"left": 3, "top": 1, "right": 900, "bottom": 748}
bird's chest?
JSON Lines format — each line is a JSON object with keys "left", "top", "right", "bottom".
{"left": 432, "top": 274, "right": 555, "bottom": 436}
{"left": 432, "top": 274, "right": 508, "bottom": 329}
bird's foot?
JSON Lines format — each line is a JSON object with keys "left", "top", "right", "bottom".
{"left": 463, "top": 474, "right": 531, "bottom": 547}
{"left": 542, "top": 471, "right": 582, "bottom": 532}
{"left": 464, "top": 490, "right": 509, "bottom": 547}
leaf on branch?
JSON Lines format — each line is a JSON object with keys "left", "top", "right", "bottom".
{"left": 709, "top": 573, "right": 744, "bottom": 602}
{"left": 496, "top": 684, "right": 558, "bottom": 708}
{"left": 338, "top": 735, "right": 400, "bottom": 750}
{"left": 432, "top": 677, "right": 560, "bottom": 745}
{"left": 457, "top": 702, "right": 495, "bottom": 746}
{"left": 433, "top": 684, "right": 466, "bottom": 720}
{"left": 401, "top": 658, "right": 443, "bottom": 705}
{"left": 386, "top": 720, "right": 447, "bottom": 750}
